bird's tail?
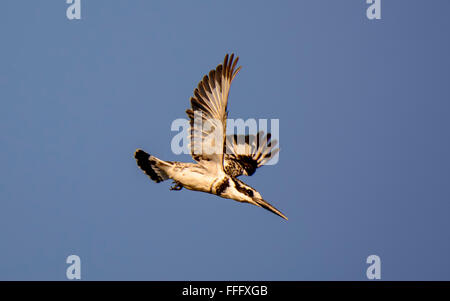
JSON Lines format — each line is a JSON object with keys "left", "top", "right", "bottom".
{"left": 134, "top": 149, "right": 171, "bottom": 183}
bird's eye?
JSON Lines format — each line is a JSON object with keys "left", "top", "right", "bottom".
{"left": 247, "top": 189, "right": 254, "bottom": 197}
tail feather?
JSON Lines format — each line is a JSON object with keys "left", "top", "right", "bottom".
{"left": 134, "top": 149, "right": 170, "bottom": 183}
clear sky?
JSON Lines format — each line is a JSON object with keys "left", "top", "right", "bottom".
{"left": 1, "top": 0, "right": 449, "bottom": 280}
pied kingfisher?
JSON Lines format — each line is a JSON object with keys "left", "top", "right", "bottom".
{"left": 134, "top": 54, "right": 287, "bottom": 220}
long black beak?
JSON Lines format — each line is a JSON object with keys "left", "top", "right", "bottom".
{"left": 251, "top": 198, "right": 288, "bottom": 220}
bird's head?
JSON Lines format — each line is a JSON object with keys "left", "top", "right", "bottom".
{"left": 229, "top": 178, "right": 288, "bottom": 220}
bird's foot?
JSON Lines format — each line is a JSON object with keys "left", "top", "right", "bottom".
{"left": 170, "top": 181, "right": 183, "bottom": 191}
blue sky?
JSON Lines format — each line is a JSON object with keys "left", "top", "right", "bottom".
{"left": 1, "top": 0, "right": 449, "bottom": 280}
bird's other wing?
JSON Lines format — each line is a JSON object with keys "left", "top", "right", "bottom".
{"left": 186, "top": 54, "right": 241, "bottom": 172}
{"left": 223, "top": 131, "right": 279, "bottom": 177}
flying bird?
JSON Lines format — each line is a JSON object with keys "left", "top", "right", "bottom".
{"left": 134, "top": 54, "right": 287, "bottom": 220}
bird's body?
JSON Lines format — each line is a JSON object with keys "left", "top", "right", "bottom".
{"left": 168, "top": 161, "right": 219, "bottom": 193}
{"left": 134, "top": 54, "right": 287, "bottom": 220}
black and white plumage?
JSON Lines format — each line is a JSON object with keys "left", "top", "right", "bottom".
{"left": 134, "top": 54, "right": 287, "bottom": 220}
{"left": 223, "top": 132, "right": 279, "bottom": 177}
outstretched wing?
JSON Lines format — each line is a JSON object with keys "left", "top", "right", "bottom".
{"left": 186, "top": 54, "right": 241, "bottom": 172}
{"left": 223, "top": 131, "right": 279, "bottom": 177}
